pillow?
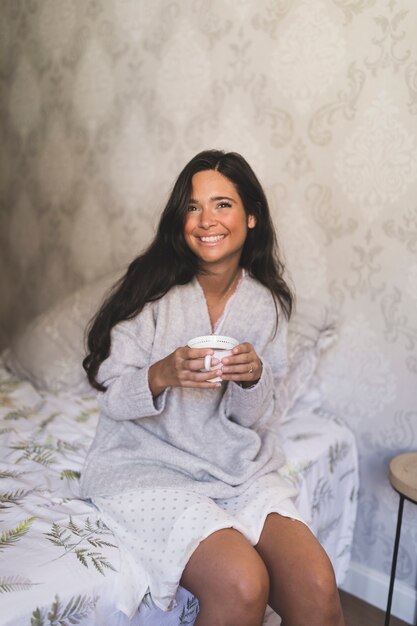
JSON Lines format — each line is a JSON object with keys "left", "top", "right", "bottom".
{"left": 276, "top": 298, "right": 338, "bottom": 422}
{"left": 4, "top": 271, "right": 120, "bottom": 394}
{"left": 282, "top": 374, "right": 323, "bottom": 420}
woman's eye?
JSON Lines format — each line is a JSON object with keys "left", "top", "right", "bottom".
{"left": 217, "top": 202, "right": 232, "bottom": 209}
{"left": 187, "top": 205, "right": 199, "bottom": 212}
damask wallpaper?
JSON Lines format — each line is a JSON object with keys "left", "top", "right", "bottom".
{"left": 1, "top": 0, "right": 417, "bottom": 619}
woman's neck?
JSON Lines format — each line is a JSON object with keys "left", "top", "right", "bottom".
{"left": 197, "top": 264, "right": 242, "bottom": 301}
{"left": 197, "top": 264, "right": 243, "bottom": 331}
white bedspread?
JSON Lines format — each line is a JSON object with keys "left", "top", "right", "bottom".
{"left": 0, "top": 358, "right": 358, "bottom": 626}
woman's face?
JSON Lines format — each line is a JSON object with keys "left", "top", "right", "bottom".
{"left": 184, "top": 169, "right": 256, "bottom": 271}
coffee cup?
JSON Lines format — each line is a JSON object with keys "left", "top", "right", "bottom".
{"left": 187, "top": 334, "right": 239, "bottom": 382}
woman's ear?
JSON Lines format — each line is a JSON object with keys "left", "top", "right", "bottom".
{"left": 248, "top": 214, "right": 257, "bottom": 229}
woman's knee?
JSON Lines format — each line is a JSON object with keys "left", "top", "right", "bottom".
{"left": 197, "top": 550, "right": 269, "bottom": 617}
{"left": 304, "top": 562, "right": 344, "bottom": 624}
{"left": 181, "top": 529, "right": 270, "bottom": 624}
{"left": 202, "top": 558, "right": 269, "bottom": 626}
{"left": 229, "top": 556, "right": 270, "bottom": 613}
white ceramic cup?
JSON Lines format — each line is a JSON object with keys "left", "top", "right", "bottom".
{"left": 187, "top": 334, "right": 239, "bottom": 382}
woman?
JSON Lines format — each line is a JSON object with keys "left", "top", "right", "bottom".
{"left": 81, "top": 150, "right": 344, "bottom": 626}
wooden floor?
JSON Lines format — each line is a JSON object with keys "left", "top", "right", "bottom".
{"left": 340, "top": 590, "right": 410, "bottom": 626}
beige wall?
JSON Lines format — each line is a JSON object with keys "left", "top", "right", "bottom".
{"left": 1, "top": 0, "right": 417, "bottom": 615}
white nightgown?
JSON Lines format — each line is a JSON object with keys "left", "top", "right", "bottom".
{"left": 94, "top": 472, "right": 306, "bottom": 618}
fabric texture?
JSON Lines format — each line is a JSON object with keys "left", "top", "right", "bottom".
{"left": 94, "top": 474, "right": 302, "bottom": 617}
{"left": 80, "top": 274, "right": 290, "bottom": 500}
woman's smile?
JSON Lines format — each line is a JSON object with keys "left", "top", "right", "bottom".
{"left": 197, "top": 234, "right": 226, "bottom": 244}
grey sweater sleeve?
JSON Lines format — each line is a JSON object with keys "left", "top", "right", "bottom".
{"left": 223, "top": 315, "right": 289, "bottom": 428}
{"left": 96, "top": 310, "right": 168, "bottom": 421}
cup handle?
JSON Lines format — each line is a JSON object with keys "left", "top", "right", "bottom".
{"left": 204, "top": 354, "right": 212, "bottom": 372}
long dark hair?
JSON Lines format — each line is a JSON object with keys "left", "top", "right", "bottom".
{"left": 83, "top": 149, "right": 293, "bottom": 391}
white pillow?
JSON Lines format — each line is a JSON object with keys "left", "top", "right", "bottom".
{"left": 282, "top": 375, "right": 323, "bottom": 421}
{"left": 4, "top": 272, "right": 120, "bottom": 393}
{"left": 277, "top": 298, "right": 338, "bottom": 422}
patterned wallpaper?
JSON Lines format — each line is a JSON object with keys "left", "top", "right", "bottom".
{"left": 1, "top": 0, "right": 417, "bottom": 608}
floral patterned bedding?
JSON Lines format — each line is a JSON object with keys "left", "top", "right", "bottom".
{"left": 0, "top": 357, "right": 358, "bottom": 626}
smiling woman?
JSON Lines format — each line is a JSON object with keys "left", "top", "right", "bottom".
{"left": 183, "top": 169, "right": 257, "bottom": 326}
{"left": 80, "top": 149, "right": 345, "bottom": 626}
{"left": 184, "top": 170, "right": 257, "bottom": 276}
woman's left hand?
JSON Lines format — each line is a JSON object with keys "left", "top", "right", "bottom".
{"left": 219, "top": 342, "right": 262, "bottom": 386}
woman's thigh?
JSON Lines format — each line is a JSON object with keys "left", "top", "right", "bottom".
{"left": 255, "top": 513, "right": 344, "bottom": 625}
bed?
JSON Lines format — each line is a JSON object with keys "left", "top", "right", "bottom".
{"left": 0, "top": 274, "right": 358, "bottom": 626}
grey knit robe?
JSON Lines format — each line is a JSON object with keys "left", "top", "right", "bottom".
{"left": 80, "top": 274, "right": 289, "bottom": 500}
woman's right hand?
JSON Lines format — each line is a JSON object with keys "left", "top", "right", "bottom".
{"left": 148, "top": 347, "right": 222, "bottom": 397}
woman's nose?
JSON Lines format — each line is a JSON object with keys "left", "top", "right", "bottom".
{"left": 199, "top": 207, "right": 216, "bottom": 229}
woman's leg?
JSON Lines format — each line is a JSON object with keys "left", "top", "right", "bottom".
{"left": 180, "top": 527, "right": 269, "bottom": 626}
{"left": 255, "top": 513, "right": 345, "bottom": 626}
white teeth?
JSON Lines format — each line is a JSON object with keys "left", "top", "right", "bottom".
{"left": 200, "top": 235, "right": 225, "bottom": 242}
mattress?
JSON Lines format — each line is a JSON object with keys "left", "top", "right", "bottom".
{"left": 0, "top": 357, "right": 358, "bottom": 626}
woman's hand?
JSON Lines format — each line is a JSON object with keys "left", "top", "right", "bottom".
{"left": 148, "top": 347, "right": 222, "bottom": 397}
{"left": 219, "top": 342, "right": 262, "bottom": 387}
